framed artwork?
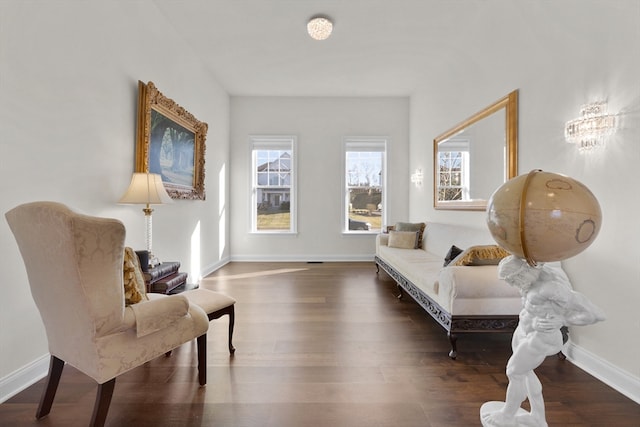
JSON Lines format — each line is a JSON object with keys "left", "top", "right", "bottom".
{"left": 135, "top": 80, "right": 208, "bottom": 200}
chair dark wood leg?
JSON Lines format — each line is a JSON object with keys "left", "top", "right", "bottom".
{"left": 36, "top": 355, "right": 65, "bottom": 419}
{"left": 90, "top": 378, "right": 115, "bottom": 427}
{"left": 228, "top": 306, "right": 236, "bottom": 354}
{"left": 197, "top": 333, "right": 207, "bottom": 386}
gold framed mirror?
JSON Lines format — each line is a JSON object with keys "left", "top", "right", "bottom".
{"left": 433, "top": 90, "right": 518, "bottom": 210}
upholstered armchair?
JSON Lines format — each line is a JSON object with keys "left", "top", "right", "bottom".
{"left": 5, "top": 202, "right": 210, "bottom": 427}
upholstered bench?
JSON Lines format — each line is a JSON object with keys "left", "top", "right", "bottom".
{"left": 153, "top": 288, "right": 235, "bottom": 387}
{"left": 125, "top": 248, "right": 236, "bottom": 356}
{"left": 182, "top": 288, "right": 236, "bottom": 354}
{"left": 160, "top": 289, "right": 236, "bottom": 378}
{"left": 375, "top": 222, "right": 523, "bottom": 358}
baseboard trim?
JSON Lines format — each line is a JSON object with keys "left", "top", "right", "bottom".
{"left": 0, "top": 354, "right": 49, "bottom": 403}
{"left": 566, "top": 342, "right": 640, "bottom": 404}
{"left": 201, "top": 256, "right": 231, "bottom": 278}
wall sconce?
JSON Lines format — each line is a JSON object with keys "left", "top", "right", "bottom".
{"left": 411, "top": 168, "right": 423, "bottom": 187}
{"left": 565, "top": 101, "right": 617, "bottom": 151}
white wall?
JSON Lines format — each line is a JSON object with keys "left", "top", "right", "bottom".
{"left": 230, "top": 97, "right": 409, "bottom": 260}
{"left": 408, "top": 2, "right": 640, "bottom": 399}
{"left": 0, "top": 1, "right": 230, "bottom": 397}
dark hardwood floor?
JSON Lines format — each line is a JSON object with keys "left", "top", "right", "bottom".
{"left": 1, "top": 262, "right": 638, "bottom": 426}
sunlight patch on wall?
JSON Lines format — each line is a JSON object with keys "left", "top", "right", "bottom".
{"left": 190, "top": 221, "right": 201, "bottom": 284}
{"left": 219, "top": 163, "right": 227, "bottom": 258}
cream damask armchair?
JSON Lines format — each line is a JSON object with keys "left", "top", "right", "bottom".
{"left": 5, "top": 201, "right": 210, "bottom": 427}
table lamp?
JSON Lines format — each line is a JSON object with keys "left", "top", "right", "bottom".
{"left": 119, "top": 172, "right": 173, "bottom": 268}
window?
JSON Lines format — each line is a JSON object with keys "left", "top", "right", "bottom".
{"left": 436, "top": 138, "right": 470, "bottom": 201}
{"left": 344, "top": 138, "right": 387, "bottom": 233}
{"left": 250, "top": 136, "right": 296, "bottom": 233}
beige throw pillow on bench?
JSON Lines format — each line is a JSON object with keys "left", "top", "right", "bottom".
{"left": 388, "top": 230, "right": 421, "bottom": 249}
{"left": 388, "top": 222, "right": 426, "bottom": 248}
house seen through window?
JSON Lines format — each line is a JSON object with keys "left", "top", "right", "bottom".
{"left": 344, "top": 138, "right": 387, "bottom": 233}
{"left": 251, "top": 136, "right": 296, "bottom": 233}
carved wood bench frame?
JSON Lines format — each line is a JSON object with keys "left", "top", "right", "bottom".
{"left": 374, "top": 255, "right": 519, "bottom": 359}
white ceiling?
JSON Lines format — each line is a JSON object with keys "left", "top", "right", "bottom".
{"left": 152, "top": 0, "right": 533, "bottom": 97}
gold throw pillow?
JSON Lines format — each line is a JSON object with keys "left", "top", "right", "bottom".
{"left": 123, "top": 247, "right": 148, "bottom": 305}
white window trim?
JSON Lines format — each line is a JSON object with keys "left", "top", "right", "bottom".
{"left": 249, "top": 135, "right": 297, "bottom": 234}
{"left": 342, "top": 137, "right": 388, "bottom": 234}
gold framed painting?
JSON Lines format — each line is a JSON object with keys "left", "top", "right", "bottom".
{"left": 135, "top": 80, "right": 208, "bottom": 200}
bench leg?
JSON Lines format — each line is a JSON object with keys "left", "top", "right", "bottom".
{"left": 209, "top": 305, "right": 236, "bottom": 355}
{"left": 227, "top": 306, "right": 236, "bottom": 354}
{"left": 448, "top": 332, "right": 458, "bottom": 359}
{"left": 557, "top": 325, "right": 569, "bottom": 360}
{"left": 197, "top": 333, "right": 207, "bottom": 385}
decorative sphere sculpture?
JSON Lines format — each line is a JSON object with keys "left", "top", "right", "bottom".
{"left": 486, "top": 169, "right": 602, "bottom": 266}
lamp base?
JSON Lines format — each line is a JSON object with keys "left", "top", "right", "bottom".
{"left": 480, "top": 402, "right": 541, "bottom": 427}
{"left": 148, "top": 256, "right": 160, "bottom": 269}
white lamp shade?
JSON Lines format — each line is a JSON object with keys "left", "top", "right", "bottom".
{"left": 119, "top": 173, "right": 173, "bottom": 205}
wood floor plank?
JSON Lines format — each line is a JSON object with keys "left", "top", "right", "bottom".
{"left": 0, "top": 262, "right": 638, "bottom": 426}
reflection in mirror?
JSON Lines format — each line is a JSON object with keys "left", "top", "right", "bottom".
{"left": 434, "top": 90, "right": 518, "bottom": 210}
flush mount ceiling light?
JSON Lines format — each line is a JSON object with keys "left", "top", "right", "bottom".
{"left": 307, "top": 16, "right": 333, "bottom": 40}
